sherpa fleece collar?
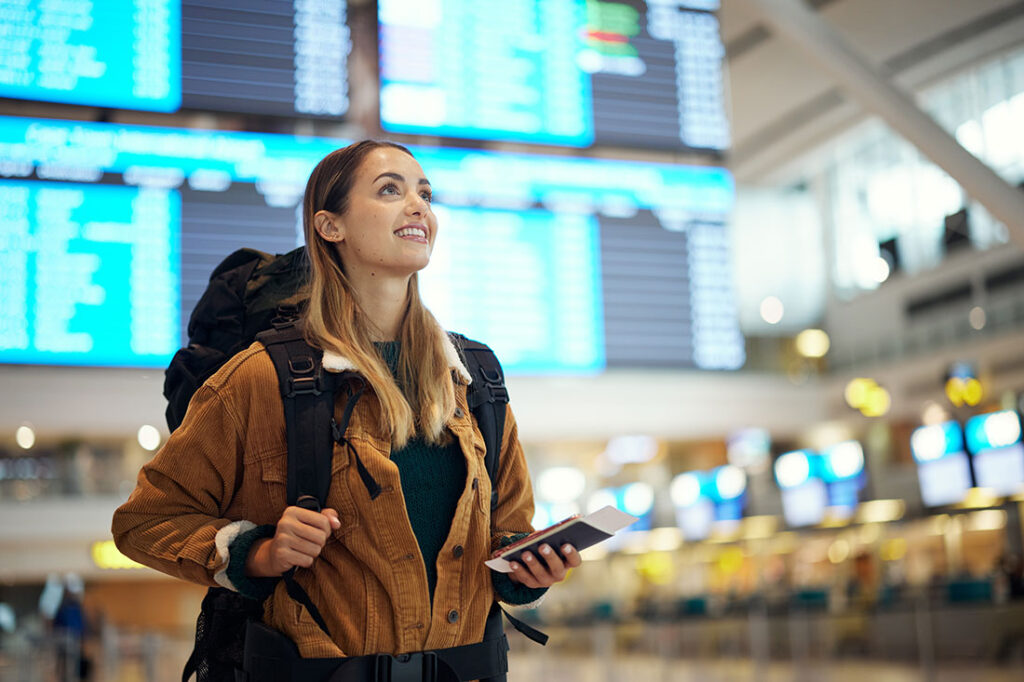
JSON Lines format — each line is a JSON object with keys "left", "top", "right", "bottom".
{"left": 321, "top": 327, "right": 473, "bottom": 385}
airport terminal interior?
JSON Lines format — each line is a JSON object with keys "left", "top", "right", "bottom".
{"left": 1, "top": 0, "right": 1024, "bottom": 680}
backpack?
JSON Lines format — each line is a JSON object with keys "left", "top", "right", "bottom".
{"left": 167, "top": 247, "right": 539, "bottom": 682}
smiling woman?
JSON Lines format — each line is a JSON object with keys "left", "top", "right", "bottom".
{"left": 112, "top": 139, "right": 581, "bottom": 682}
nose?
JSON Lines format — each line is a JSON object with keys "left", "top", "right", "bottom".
{"left": 406, "top": 192, "right": 428, "bottom": 215}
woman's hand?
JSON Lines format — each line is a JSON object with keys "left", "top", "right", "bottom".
{"left": 246, "top": 507, "right": 341, "bottom": 577}
{"left": 506, "top": 543, "right": 582, "bottom": 588}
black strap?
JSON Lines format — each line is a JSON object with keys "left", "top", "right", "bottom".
{"left": 257, "top": 322, "right": 343, "bottom": 640}
{"left": 448, "top": 334, "right": 548, "bottom": 654}
{"left": 258, "top": 324, "right": 338, "bottom": 509}
{"left": 331, "top": 382, "right": 382, "bottom": 500}
{"left": 496, "top": 606, "right": 547, "bottom": 646}
{"left": 448, "top": 334, "right": 507, "bottom": 512}
{"left": 243, "top": 619, "right": 509, "bottom": 682}
{"left": 182, "top": 647, "right": 197, "bottom": 682}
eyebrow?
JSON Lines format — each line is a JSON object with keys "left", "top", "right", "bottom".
{"left": 373, "top": 171, "right": 431, "bottom": 186}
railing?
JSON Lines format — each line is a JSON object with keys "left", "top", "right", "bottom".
{"left": 827, "top": 289, "right": 1024, "bottom": 372}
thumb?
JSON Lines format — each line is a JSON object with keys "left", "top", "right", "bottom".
{"left": 322, "top": 508, "right": 341, "bottom": 529}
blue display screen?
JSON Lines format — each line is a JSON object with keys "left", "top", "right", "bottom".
{"left": 378, "top": 0, "right": 730, "bottom": 151}
{"left": 0, "top": 180, "right": 180, "bottom": 367}
{"left": 0, "top": 0, "right": 181, "bottom": 112}
{"left": 964, "top": 411, "right": 1024, "bottom": 496}
{"left": 419, "top": 207, "right": 604, "bottom": 373}
{"left": 910, "top": 420, "right": 965, "bottom": 462}
{"left": 0, "top": 115, "right": 739, "bottom": 372}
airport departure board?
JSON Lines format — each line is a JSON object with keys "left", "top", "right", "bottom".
{"left": 0, "top": 0, "right": 181, "bottom": 111}
{"left": 0, "top": 0, "right": 350, "bottom": 117}
{"left": 378, "top": 0, "right": 729, "bottom": 151}
{"left": 0, "top": 115, "right": 741, "bottom": 372}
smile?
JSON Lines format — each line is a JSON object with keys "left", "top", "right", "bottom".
{"left": 394, "top": 225, "right": 428, "bottom": 241}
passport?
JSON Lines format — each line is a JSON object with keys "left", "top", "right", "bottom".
{"left": 485, "top": 505, "right": 638, "bottom": 573}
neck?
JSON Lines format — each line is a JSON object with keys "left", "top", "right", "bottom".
{"left": 347, "top": 270, "right": 410, "bottom": 342}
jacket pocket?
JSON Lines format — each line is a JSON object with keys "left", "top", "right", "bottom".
{"left": 257, "top": 448, "right": 359, "bottom": 537}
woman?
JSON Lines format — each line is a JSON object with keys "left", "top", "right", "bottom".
{"left": 112, "top": 141, "right": 580, "bottom": 678}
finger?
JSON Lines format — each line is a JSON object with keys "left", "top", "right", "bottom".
{"left": 279, "top": 547, "right": 316, "bottom": 569}
{"left": 280, "top": 509, "right": 332, "bottom": 544}
{"left": 561, "top": 544, "right": 582, "bottom": 568}
{"left": 508, "top": 562, "right": 540, "bottom": 589}
{"left": 520, "top": 551, "right": 553, "bottom": 585}
{"left": 279, "top": 536, "right": 324, "bottom": 558}
{"left": 285, "top": 506, "right": 333, "bottom": 532}
{"left": 537, "top": 544, "right": 566, "bottom": 579}
{"left": 322, "top": 509, "right": 341, "bottom": 530}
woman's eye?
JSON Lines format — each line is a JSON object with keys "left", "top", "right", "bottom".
{"left": 380, "top": 183, "right": 399, "bottom": 195}
{"left": 420, "top": 191, "right": 433, "bottom": 203}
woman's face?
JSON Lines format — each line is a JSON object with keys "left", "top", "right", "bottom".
{"left": 320, "top": 146, "right": 437, "bottom": 282}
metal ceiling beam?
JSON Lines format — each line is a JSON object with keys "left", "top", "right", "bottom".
{"left": 744, "top": 0, "right": 1024, "bottom": 247}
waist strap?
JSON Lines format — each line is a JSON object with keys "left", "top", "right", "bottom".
{"left": 241, "top": 621, "right": 509, "bottom": 682}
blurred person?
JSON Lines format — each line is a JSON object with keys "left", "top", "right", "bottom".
{"left": 112, "top": 141, "right": 580, "bottom": 681}
{"left": 52, "top": 574, "right": 91, "bottom": 681}
{"left": 995, "top": 552, "right": 1024, "bottom": 600}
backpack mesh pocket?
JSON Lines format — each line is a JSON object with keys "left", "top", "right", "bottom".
{"left": 188, "top": 587, "right": 263, "bottom": 682}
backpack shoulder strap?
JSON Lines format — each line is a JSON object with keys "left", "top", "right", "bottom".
{"left": 255, "top": 321, "right": 337, "bottom": 510}
{"left": 254, "top": 318, "right": 338, "bottom": 638}
{"left": 449, "top": 334, "right": 549, "bottom": 651}
{"left": 449, "top": 333, "right": 508, "bottom": 511}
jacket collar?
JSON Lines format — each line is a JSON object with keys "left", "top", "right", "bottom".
{"left": 321, "top": 327, "right": 473, "bottom": 385}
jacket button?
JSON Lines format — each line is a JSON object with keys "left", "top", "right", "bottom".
{"left": 447, "top": 609, "right": 459, "bottom": 623}
{"left": 452, "top": 545, "right": 464, "bottom": 559}
{"left": 454, "top": 407, "right": 465, "bottom": 418}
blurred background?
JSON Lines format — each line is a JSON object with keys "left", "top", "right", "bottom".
{"left": 0, "top": 0, "right": 1023, "bottom": 680}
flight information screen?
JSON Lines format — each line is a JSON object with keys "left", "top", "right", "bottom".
{"left": 0, "top": 115, "right": 741, "bottom": 372}
{"left": 180, "top": 0, "right": 350, "bottom": 117}
{"left": 0, "top": 180, "right": 179, "bottom": 367}
{"left": 0, "top": 1, "right": 350, "bottom": 118}
{"left": 378, "top": 0, "right": 729, "bottom": 151}
{"left": 0, "top": 0, "right": 181, "bottom": 111}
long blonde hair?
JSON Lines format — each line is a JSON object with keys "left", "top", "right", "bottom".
{"left": 301, "top": 141, "right": 455, "bottom": 448}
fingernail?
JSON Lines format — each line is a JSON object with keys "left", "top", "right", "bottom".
{"left": 524, "top": 554, "right": 533, "bottom": 562}
{"left": 562, "top": 545, "right": 574, "bottom": 554}
{"left": 540, "top": 545, "right": 552, "bottom": 555}
{"left": 509, "top": 563, "right": 520, "bottom": 571}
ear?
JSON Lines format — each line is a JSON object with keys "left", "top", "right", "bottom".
{"left": 314, "top": 210, "right": 345, "bottom": 242}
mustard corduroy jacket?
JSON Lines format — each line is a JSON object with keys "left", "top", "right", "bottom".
{"left": 111, "top": 335, "right": 538, "bottom": 658}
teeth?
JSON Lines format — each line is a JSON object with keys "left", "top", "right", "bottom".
{"left": 395, "top": 227, "right": 426, "bottom": 239}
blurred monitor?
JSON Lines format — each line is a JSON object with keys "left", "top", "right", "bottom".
{"left": 820, "top": 440, "right": 866, "bottom": 514}
{"left": 878, "top": 237, "right": 900, "bottom": 273}
{"left": 726, "top": 428, "right": 771, "bottom": 470}
{"left": 942, "top": 208, "right": 970, "bottom": 253}
{"left": 378, "top": 0, "right": 729, "bottom": 152}
{"left": 911, "top": 421, "right": 973, "bottom": 507}
{"left": 0, "top": 115, "right": 741, "bottom": 372}
{"left": 774, "top": 449, "right": 827, "bottom": 527}
{"left": 675, "top": 498, "right": 714, "bottom": 541}
{"left": 0, "top": 2, "right": 351, "bottom": 118}
{"left": 780, "top": 479, "right": 827, "bottom": 528}
{"left": 965, "top": 411, "right": 1024, "bottom": 497}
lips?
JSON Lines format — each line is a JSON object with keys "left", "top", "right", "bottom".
{"left": 394, "top": 224, "right": 428, "bottom": 242}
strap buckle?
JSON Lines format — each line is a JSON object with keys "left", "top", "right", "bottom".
{"left": 271, "top": 304, "right": 302, "bottom": 330}
{"left": 286, "top": 375, "right": 323, "bottom": 397}
{"left": 375, "top": 651, "right": 437, "bottom": 682}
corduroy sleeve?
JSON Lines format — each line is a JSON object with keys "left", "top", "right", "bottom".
{"left": 111, "top": 381, "right": 247, "bottom": 587}
{"left": 488, "top": 405, "right": 537, "bottom": 553}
